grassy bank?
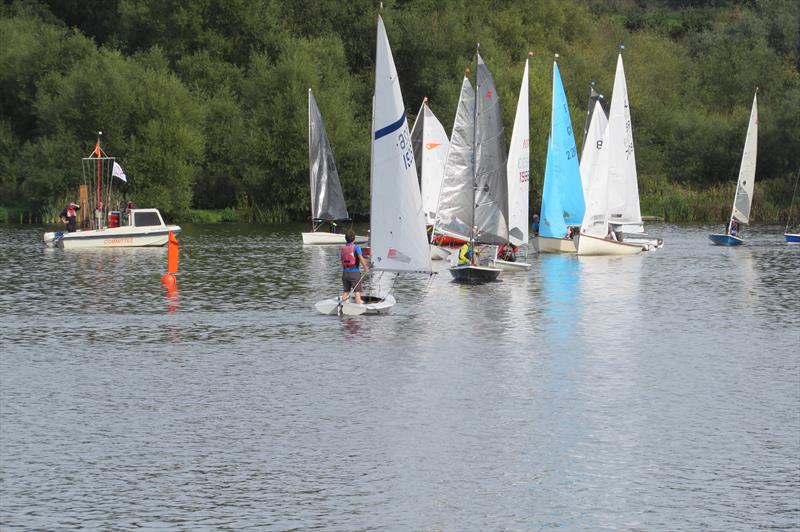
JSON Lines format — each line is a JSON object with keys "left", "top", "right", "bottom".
{"left": 639, "top": 175, "right": 795, "bottom": 225}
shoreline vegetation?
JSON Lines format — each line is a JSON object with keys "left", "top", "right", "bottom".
{"left": 3, "top": 175, "right": 796, "bottom": 227}
{"left": 1, "top": 1, "right": 798, "bottom": 227}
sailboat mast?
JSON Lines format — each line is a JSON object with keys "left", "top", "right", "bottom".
{"left": 308, "top": 89, "right": 313, "bottom": 231}
{"left": 96, "top": 132, "right": 102, "bottom": 212}
{"left": 471, "top": 44, "right": 480, "bottom": 262}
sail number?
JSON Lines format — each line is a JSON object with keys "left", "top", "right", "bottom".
{"left": 398, "top": 129, "right": 414, "bottom": 170}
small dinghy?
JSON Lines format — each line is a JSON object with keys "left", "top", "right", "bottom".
{"left": 709, "top": 90, "right": 758, "bottom": 246}
{"left": 314, "top": 16, "right": 432, "bottom": 315}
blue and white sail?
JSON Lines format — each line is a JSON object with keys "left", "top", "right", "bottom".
{"left": 539, "top": 60, "right": 584, "bottom": 240}
{"left": 369, "top": 16, "right": 432, "bottom": 274}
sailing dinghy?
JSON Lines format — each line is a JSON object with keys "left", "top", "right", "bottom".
{"left": 434, "top": 47, "right": 506, "bottom": 284}
{"left": 315, "top": 15, "right": 432, "bottom": 315}
{"left": 302, "top": 89, "right": 365, "bottom": 245}
{"left": 538, "top": 57, "right": 585, "bottom": 254}
{"left": 491, "top": 54, "right": 532, "bottom": 271}
{"left": 709, "top": 91, "right": 758, "bottom": 246}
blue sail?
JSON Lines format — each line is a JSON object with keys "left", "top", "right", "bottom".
{"left": 539, "top": 61, "right": 584, "bottom": 238}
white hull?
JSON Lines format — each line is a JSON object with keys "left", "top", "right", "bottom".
{"left": 490, "top": 258, "right": 532, "bottom": 271}
{"left": 301, "top": 232, "right": 346, "bottom": 244}
{"left": 537, "top": 236, "right": 577, "bottom": 254}
{"left": 624, "top": 236, "right": 664, "bottom": 251}
{"left": 430, "top": 245, "right": 454, "bottom": 260}
{"left": 44, "top": 225, "right": 181, "bottom": 249}
{"left": 301, "top": 232, "right": 367, "bottom": 245}
{"left": 314, "top": 293, "right": 396, "bottom": 316}
{"left": 576, "top": 233, "right": 643, "bottom": 256}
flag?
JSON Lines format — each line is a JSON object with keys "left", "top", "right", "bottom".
{"left": 112, "top": 161, "right": 127, "bottom": 182}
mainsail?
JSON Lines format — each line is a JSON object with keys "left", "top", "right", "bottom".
{"left": 506, "top": 56, "right": 530, "bottom": 246}
{"left": 580, "top": 98, "right": 609, "bottom": 204}
{"left": 605, "top": 53, "right": 643, "bottom": 232}
{"left": 410, "top": 98, "right": 449, "bottom": 226}
{"left": 539, "top": 60, "right": 584, "bottom": 239}
{"left": 731, "top": 92, "right": 758, "bottom": 224}
{"left": 369, "top": 16, "right": 432, "bottom": 274}
{"left": 473, "top": 51, "right": 509, "bottom": 245}
{"left": 308, "top": 88, "right": 349, "bottom": 222}
{"left": 433, "top": 76, "right": 476, "bottom": 241}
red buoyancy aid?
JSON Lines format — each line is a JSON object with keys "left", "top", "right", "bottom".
{"left": 66, "top": 207, "right": 77, "bottom": 218}
{"left": 341, "top": 244, "right": 357, "bottom": 268}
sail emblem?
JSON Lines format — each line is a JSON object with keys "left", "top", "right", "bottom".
{"left": 485, "top": 89, "right": 493, "bottom": 99}
{"left": 425, "top": 142, "right": 441, "bottom": 150}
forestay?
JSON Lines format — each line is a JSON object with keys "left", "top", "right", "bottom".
{"left": 605, "top": 54, "right": 643, "bottom": 232}
{"left": 370, "top": 16, "right": 432, "bottom": 274}
{"left": 732, "top": 92, "right": 758, "bottom": 224}
{"left": 410, "top": 99, "right": 449, "bottom": 226}
{"left": 506, "top": 57, "right": 530, "bottom": 246}
{"left": 308, "top": 89, "right": 348, "bottom": 222}
{"left": 539, "top": 60, "right": 584, "bottom": 239}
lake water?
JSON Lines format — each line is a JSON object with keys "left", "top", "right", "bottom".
{"left": 1, "top": 223, "right": 798, "bottom": 530}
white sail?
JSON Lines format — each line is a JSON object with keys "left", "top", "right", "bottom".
{"left": 606, "top": 53, "right": 643, "bottom": 232}
{"left": 410, "top": 99, "right": 449, "bottom": 226}
{"left": 506, "top": 57, "right": 530, "bottom": 246}
{"left": 580, "top": 107, "right": 611, "bottom": 238}
{"left": 370, "top": 16, "right": 432, "bottom": 274}
{"left": 580, "top": 99, "right": 608, "bottom": 202}
{"left": 731, "top": 92, "right": 758, "bottom": 224}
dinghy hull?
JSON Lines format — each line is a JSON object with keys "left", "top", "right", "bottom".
{"left": 314, "top": 293, "right": 396, "bottom": 316}
{"left": 302, "top": 232, "right": 368, "bottom": 245}
{"left": 490, "top": 259, "right": 532, "bottom": 271}
{"left": 576, "top": 233, "right": 643, "bottom": 256}
{"left": 448, "top": 265, "right": 501, "bottom": 284}
{"left": 709, "top": 233, "right": 744, "bottom": 246}
{"left": 537, "top": 236, "right": 577, "bottom": 254}
{"left": 785, "top": 233, "right": 800, "bottom": 243}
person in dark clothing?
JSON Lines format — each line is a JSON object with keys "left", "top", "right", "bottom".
{"left": 60, "top": 202, "right": 81, "bottom": 232}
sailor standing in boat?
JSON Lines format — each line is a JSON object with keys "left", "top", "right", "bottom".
{"left": 341, "top": 229, "right": 369, "bottom": 305}
{"left": 60, "top": 202, "right": 80, "bottom": 232}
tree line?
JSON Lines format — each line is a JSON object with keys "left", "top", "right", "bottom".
{"left": 1, "top": 0, "right": 798, "bottom": 223}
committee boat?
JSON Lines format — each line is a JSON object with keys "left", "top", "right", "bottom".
{"left": 43, "top": 134, "right": 180, "bottom": 249}
{"left": 45, "top": 208, "right": 180, "bottom": 249}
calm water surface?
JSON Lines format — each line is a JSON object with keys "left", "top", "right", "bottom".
{"left": 1, "top": 223, "right": 798, "bottom": 530}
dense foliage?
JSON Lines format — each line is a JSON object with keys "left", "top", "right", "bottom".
{"left": 1, "top": 0, "right": 798, "bottom": 223}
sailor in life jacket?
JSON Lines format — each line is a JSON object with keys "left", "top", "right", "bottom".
{"left": 458, "top": 242, "right": 473, "bottom": 265}
{"left": 60, "top": 202, "right": 81, "bottom": 232}
{"left": 340, "top": 229, "right": 369, "bottom": 304}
